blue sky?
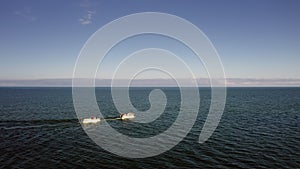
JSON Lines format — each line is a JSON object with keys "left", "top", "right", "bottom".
{"left": 0, "top": 0, "right": 299, "bottom": 84}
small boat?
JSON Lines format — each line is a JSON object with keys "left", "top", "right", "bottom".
{"left": 82, "top": 116, "right": 100, "bottom": 124}
{"left": 120, "top": 112, "right": 135, "bottom": 120}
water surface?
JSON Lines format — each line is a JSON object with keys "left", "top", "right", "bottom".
{"left": 0, "top": 87, "right": 299, "bottom": 168}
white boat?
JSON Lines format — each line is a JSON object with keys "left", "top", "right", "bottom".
{"left": 120, "top": 112, "right": 135, "bottom": 120}
{"left": 82, "top": 117, "right": 100, "bottom": 124}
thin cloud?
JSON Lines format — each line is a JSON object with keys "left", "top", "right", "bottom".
{"left": 226, "top": 78, "right": 300, "bottom": 87}
{"left": 78, "top": 0, "right": 96, "bottom": 25}
{"left": 14, "top": 7, "right": 36, "bottom": 21}
{"left": 79, "top": 0, "right": 92, "bottom": 8}
{"left": 78, "top": 10, "right": 94, "bottom": 25}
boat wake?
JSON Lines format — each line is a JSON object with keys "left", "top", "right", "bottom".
{"left": 0, "top": 118, "right": 79, "bottom": 124}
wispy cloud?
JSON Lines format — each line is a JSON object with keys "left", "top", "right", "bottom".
{"left": 14, "top": 7, "right": 36, "bottom": 21}
{"left": 78, "top": 0, "right": 95, "bottom": 25}
{"left": 79, "top": 0, "right": 92, "bottom": 8}
{"left": 78, "top": 10, "right": 95, "bottom": 25}
{"left": 226, "top": 78, "right": 300, "bottom": 87}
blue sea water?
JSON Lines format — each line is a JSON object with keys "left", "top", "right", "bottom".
{"left": 0, "top": 87, "right": 299, "bottom": 168}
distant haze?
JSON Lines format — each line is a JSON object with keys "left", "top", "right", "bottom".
{"left": 0, "top": 78, "right": 299, "bottom": 87}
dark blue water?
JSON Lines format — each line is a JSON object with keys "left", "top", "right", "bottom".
{"left": 0, "top": 87, "right": 299, "bottom": 168}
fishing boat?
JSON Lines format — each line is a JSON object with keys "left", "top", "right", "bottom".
{"left": 120, "top": 112, "right": 135, "bottom": 120}
{"left": 82, "top": 116, "right": 100, "bottom": 124}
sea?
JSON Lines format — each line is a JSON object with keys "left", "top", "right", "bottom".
{"left": 0, "top": 87, "right": 299, "bottom": 168}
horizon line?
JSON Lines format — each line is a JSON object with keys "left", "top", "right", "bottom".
{"left": 0, "top": 78, "right": 299, "bottom": 87}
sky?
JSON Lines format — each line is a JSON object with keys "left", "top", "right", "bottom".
{"left": 0, "top": 0, "right": 299, "bottom": 86}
